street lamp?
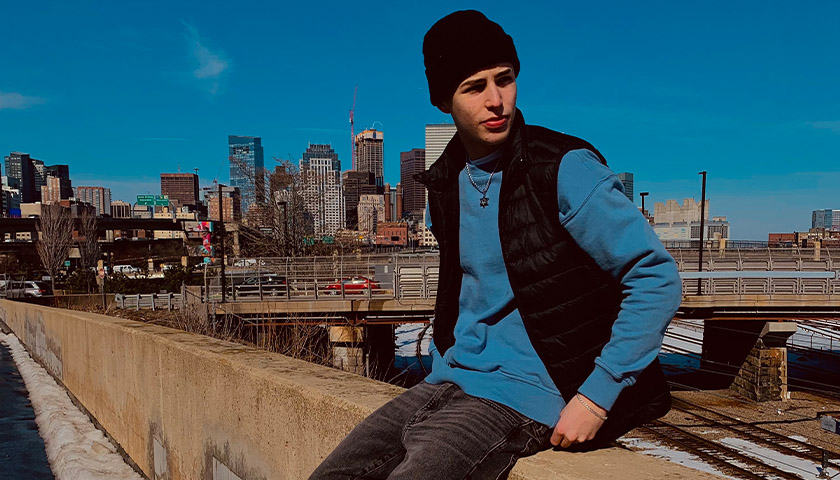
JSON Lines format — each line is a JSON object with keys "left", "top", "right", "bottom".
{"left": 697, "top": 171, "right": 707, "bottom": 295}
{"left": 639, "top": 192, "right": 649, "bottom": 219}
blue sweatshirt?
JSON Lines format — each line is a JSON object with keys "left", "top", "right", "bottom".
{"left": 424, "top": 148, "right": 682, "bottom": 427}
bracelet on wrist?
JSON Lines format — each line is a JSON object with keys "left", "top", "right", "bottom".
{"left": 576, "top": 394, "right": 608, "bottom": 421}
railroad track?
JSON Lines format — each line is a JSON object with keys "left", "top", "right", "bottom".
{"left": 641, "top": 420, "right": 803, "bottom": 479}
{"left": 639, "top": 397, "right": 840, "bottom": 479}
{"left": 673, "top": 397, "right": 840, "bottom": 462}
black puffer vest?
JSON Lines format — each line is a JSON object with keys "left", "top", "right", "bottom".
{"left": 415, "top": 110, "right": 670, "bottom": 447}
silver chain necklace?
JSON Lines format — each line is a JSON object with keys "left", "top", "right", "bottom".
{"left": 464, "top": 154, "right": 500, "bottom": 208}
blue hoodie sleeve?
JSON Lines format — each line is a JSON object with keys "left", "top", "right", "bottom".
{"left": 556, "top": 149, "right": 682, "bottom": 411}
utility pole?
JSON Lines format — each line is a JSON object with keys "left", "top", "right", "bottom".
{"left": 697, "top": 171, "right": 707, "bottom": 296}
{"left": 218, "top": 183, "right": 227, "bottom": 303}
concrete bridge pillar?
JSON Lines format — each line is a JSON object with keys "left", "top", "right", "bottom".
{"left": 702, "top": 320, "right": 798, "bottom": 401}
{"left": 330, "top": 326, "right": 364, "bottom": 375}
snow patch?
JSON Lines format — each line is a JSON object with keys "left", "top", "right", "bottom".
{"left": 395, "top": 323, "right": 430, "bottom": 357}
{"left": 718, "top": 437, "right": 822, "bottom": 478}
{"left": 0, "top": 333, "right": 143, "bottom": 480}
{"left": 619, "top": 437, "right": 736, "bottom": 479}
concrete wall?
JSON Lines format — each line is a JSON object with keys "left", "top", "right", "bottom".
{"left": 0, "top": 300, "right": 718, "bottom": 480}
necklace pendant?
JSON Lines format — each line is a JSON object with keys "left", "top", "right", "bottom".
{"left": 480, "top": 196, "right": 489, "bottom": 208}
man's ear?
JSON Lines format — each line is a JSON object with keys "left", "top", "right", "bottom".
{"left": 437, "top": 101, "right": 452, "bottom": 114}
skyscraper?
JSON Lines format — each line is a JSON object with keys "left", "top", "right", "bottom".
{"left": 228, "top": 135, "right": 265, "bottom": 215}
{"left": 423, "top": 124, "right": 457, "bottom": 246}
{"left": 74, "top": 186, "right": 112, "bottom": 217}
{"left": 4, "top": 152, "right": 37, "bottom": 203}
{"left": 42, "top": 176, "right": 62, "bottom": 204}
{"left": 400, "top": 148, "right": 426, "bottom": 218}
{"left": 300, "top": 144, "right": 344, "bottom": 235}
{"left": 161, "top": 173, "right": 200, "bottom": 208}
{"left": 812, "top": 209, "right": 840, "bottom": 231}
{"left": 355, "top": 129, "right": 384, "bottom": 189}
{"left": 45, "top": 165, "right": 72, "bottom": 200}
{"left": 342, "top": 171, "right": 377, "bottom": 230}
{"left": 617, "top": 172, "right": 634, "bottom": 203}
{"left": 302, "top": 144, "right": 340, "bottom": 183}
{"left": 32, "top": 159, "right": 46, "bottom": 201}
{"left": 424, "top": 124, "right": 457, "bottom": 170}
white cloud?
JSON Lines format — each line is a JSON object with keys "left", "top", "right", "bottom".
{"left": 0, "top": 91, "right": 46, "bottom": 110}
{"left": 808, "top": 120, "right": 840, "bottom": 134}
{"left": 181, "top": 21, "right": 230, "bottom": 94}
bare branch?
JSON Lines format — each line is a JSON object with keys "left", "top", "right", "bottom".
{"left": 37, "top": 204, "right": 74, "bottom": 292}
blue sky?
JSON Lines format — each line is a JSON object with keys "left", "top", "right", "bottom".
{"left": 1, "top": 0, "right": 838, "bottom": 240}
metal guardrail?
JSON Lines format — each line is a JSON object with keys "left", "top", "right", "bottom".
{"left": 115, "top": 293, "right": 182, "bottom": 311}
{"left": 203, "top": 250, "right": 840, "bottom": 303}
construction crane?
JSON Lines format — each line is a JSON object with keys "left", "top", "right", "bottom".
{"left": 349, "top": 84, "right": 358, "bottom": 171}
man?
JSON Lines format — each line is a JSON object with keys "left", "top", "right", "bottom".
{"left": 310, "top": 10, "right": 682, "bottom": 479}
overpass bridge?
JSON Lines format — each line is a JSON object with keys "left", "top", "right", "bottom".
{"left": 204, "top": 247, "right": 840, "bottom": 318}
{"left": 196, "top": 248, "right": 839, "bottom": 401}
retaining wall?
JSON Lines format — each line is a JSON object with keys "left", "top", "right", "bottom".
{"left": 0, "top": 300, "right": 717, "bottom": 480}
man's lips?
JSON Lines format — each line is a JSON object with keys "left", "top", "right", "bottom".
{"left": 482, "top": 116, "right": 508, "bottom": 129}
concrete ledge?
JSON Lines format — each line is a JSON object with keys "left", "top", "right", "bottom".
{"left": 0, "top": 300, "right": 719, "bottom": 480}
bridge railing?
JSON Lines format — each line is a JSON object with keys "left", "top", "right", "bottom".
{"left": 680, "top": 271, "right": 840, "bottom": 296}
{"left": 115, "top": 293, "right": 183, "bottom": 310}
{"left": 208, "top": 249, "right": 838, "bottom": 302}
{"left": 204, "top": 253, "right": 440, "bottom": 302}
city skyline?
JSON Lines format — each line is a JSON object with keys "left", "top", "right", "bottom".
{"left": 2, "top": 1, "right": 839, "bottom": 239}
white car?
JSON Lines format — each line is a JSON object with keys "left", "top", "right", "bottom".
{"left": 2, "top": 281, "right": 52, "bottom": 298}
{"left": 113, "top": 265, "right": 141, "bottom": 274}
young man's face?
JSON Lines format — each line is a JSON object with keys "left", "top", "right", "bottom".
{"left": 442, "top": 64, "right": 517, "bottom": 159}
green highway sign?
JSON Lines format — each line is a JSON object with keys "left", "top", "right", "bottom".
{"left": 137, "top": 194, "right": 170, "bottom": 206}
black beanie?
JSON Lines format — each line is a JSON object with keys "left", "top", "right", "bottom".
{"left": 423, "top": 10, "right": 520, "bottom": 108}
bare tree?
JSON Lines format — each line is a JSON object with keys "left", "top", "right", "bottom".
{"left": 76, "top": 209, "right": 100, "bottom": 292}
{"left": 37, "top": 204, "right": 74, "bottom": 293}
{"left": 232, "top": 157, "right": 311, "bottom": 258}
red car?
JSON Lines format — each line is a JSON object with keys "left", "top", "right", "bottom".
{"left": 325, "top": 276, "right": 381, "bottom": 295}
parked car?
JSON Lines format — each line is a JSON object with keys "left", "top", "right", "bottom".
{"left": 2, "top": 281, "right": 52, "bottom": 298}
{"left": 113, "top": 265, "right": 141, "bottom": 274}
{"left": 234, "top": 275, "right": 288, "bottom": 297}
{"left": 233, "top": 258, "right": 267, "bottom": 267}
{"left": 325, "top": 276, "right": 381, "bottom": 295}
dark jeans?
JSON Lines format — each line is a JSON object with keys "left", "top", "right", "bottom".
{"left": 309, "top": 382, "right": 552, "bottom": 480}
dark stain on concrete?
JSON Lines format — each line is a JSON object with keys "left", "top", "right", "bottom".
{"left": 201, "top": 440, "right": 267, "bottom": 480}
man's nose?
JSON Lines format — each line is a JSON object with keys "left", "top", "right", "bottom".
{"left": 485, "top": 83, "right": 503, "bottom": 108}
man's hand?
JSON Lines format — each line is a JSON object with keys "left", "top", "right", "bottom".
{"left": 550, "top": 394, "right": 607, "bottom": 448}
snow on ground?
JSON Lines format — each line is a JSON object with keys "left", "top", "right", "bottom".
{"left": 0, "top": 333, "right": 143, "bottom": 480}
{"left": 618, "top": 437, "right": 736, "bottom": 479}
{"left": 393, "top": 323, "right": 433, "bottom": 378}
{"left": 663, "top": 321, "right": 704, "bottom": 354}
{"left": 395, "top": 323, "right": 430, "bottom": 357}
{"left": 621, "top": 434, "right": 831, "bottom": 480}
{"left": 718, "top": 437, "right": 823, "bottom": 479}
{"left": 790, "top": 324, "right": 840, "bottom": 351}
